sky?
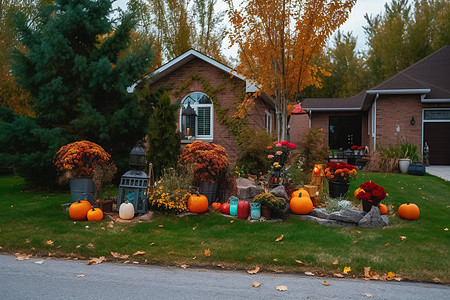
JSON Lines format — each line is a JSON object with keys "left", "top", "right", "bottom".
{"left": 112, "top": 0, "right": 401, "bottom": 59}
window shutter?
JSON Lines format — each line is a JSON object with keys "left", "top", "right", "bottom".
{"left": 197, "top": 107, "right": 211, "bottom": 136}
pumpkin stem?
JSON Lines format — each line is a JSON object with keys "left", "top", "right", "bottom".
{"left": 91, "top": 206, "right": 95, "bottom": 211}
{"left": 196, "top": 190, "right": 200, "bottom": 197}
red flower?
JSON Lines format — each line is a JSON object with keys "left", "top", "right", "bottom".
{"left": 280, "top": 141, "right": 289, "bottom": 146}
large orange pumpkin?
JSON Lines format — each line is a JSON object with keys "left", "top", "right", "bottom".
{"left": 188, "top": 192, "right": 209, "bottom": 214}
{"left": 291, "top": 188, "right": 310, "bottom": 199}
{"left": 87, "top": 206, "right": 103, "bottom": 222}
{"left": 379, "top": 203, "right": 388, "bottom": 215}
{"left": 290, "top": 195, "right": 313, "bottom": 214}
{"left": 398, "top": 202, "right": 420, "bottom": 220}
{"left": 354, "top": 188, "right": 364, "bottom": 198}
{"left": 69, "top": 200, "right": 92, "bottom": 220}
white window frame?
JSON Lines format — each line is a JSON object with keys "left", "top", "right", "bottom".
{"left": 180, "top": 92, "right": 214, "bottom": 141}
{"left": 265, "top": 110, "right": 272, "bottom": 133}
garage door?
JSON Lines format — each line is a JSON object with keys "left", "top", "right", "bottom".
{"left": 424, "top": 122, "right": 450, "bottom": 165}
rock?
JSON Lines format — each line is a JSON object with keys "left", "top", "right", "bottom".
{"left": 357, "top": 206, "right": 389, "bottom": 228}
{"left": 310, "top": 208, "right": 331, "bottom": 219}
{"left": 329, "top": 209, "right": 366, "bottom": 223}
{"left": 236, "top": 177, "right": 263, "bottom": 200}
{"left": 297, "top": 215, "right": 355, "bottom": 227}
{"left": 269, "top": 186, "right": 289, "bottom": 201}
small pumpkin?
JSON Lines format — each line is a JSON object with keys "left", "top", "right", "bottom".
{"left": 119, "top": 200, "right": 135, "bottom": 220}
{"left": 188, "top": 192, "right": 209, "bottom": 214}
{"left": 220, "top": 203, "right": 230, "bottom": 214}
{"left": 290, "top": 195, "right": 313, "bottom": 215}
{"left": 313, "top": 165, "right": 321, "bottom": 175}
{"left": 398, "top": 202, "right": 420, "bottom": 220}
{"left": 69, "top": 199, "right": 92, "bottom": 220}
{"left": 354, "top": 188, "right": 364, "bottom": 198}
{"left": 379, "top": 203, "right": 388, "bottom": 215}
{"left": 291, "top": 188, "right": 310, "bottom": 199}
{"left": 87, "top": 206, "right": 103, "bottom": 222}
{"left": 211, "top": 202, "right": 222, "bottom": 211}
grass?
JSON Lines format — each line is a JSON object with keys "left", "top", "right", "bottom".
{"left": 0, "top": 172, "right": 449, "bottom": 283}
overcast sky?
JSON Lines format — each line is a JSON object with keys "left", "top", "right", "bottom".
{"left": 113, "top": 0, "right": 405, "bottom": 59}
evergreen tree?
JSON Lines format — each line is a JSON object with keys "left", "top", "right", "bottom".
{"left": 0, "top": 0, "right": 154, "bottom": 186}
{"left": 147, "top": 90, "right": 180, "bottom": 179}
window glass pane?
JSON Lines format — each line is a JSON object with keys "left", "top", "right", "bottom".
{"left": 197, "top": 107, "right": 211, "bottom": 135}
{"left": 424, "top": 110, "right": 450, "bottom": 120}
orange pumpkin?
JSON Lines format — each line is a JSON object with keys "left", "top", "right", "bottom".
{"left": 354, "top": 188, "right": 364, "bottom": 198}
{"left": 398, "top": 202, "right": 420, "bottom": 220}
{"left": 69, "top": 200, "right": 92, "bottom": 220}
{"left": 87, "top": 206, "right": 103, "bottom": 222}
{"left": 188, "top": 192, "right": 209, "bottom": 214}
{"left": 291, "top": 188, "right": 310, "bottom": 199}
{"left": 211, "top": 202, "right": 222, "bottom": 211}
{"left": 379, "top": 203, "right": 388, "bottom": 215}
{"left": 290, "top": 195, "right": 313, "bottom": 215}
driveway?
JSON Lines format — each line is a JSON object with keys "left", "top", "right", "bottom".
{"left": 0, "top": 254, "right": 449, "bottom": 300}
{"left": 426, "top": 165, "right": 450, "bottom": 181}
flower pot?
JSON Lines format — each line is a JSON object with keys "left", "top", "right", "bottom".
{"left": 328, "top": 181, "right": 350, "bottom": 198}
{"left": 199, "top": 181, "right": 220, "bottom": 205}
{"left": 399, "top": 159, "right": 411, "bottom": 174}
{"left": 99, "top": 199, "right": 114, "bottom": 212}
{"left": 261, "top": 205, "right": 271, "bottom": 219}
{"left": 362, "top": 200, "right": 375, "bottom": 212}
{"left": 69, "top": 178, "right": 95, "bottom": 204}
{"left": 250, "top": 203, "right": 261, "bottom": 220}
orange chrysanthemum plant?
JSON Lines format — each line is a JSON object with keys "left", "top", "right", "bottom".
{"left": 325, "top": 161, "right": 358, "bottom": 184}
{"left": 54, "top": 141, "right": 116, "bottom": 196}
{"left": 178, "top": 141, "right": 230, "bottom": 185}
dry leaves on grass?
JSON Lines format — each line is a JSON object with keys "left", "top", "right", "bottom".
{"left": 384, "top": 242, "right": 390, "bottom": 246}
{"left": 332, "top": 259, "right": 339, "bottom": 265}
{"left": 133, "top": 251, "right": 146, "bottom": 256}
{"left": 334, "top": 273, "right": 345, "bottom": 278}
{"left": 45, "top": 240, "right": 54, "bottom": 245}
{"left": 276, "top": 285, "right": 288, "bottom": 291}
{"left": 364, "top": 267, "right": 402, "bottom": 281}
{"left": 275, "top": 235, "right": 284, "bottom": 242}
{"left": 180, "top": 264, "right": 188, "bottom": 269}
{"left": 343, "top": 266, "right": 351, "bottom": 274}
{"left": 400, "top": 236, "right": 407, "bottom": 241}
{"left": 204, "top": 249, "right": 211, "bottom": 256}
{"left": 88, "top": 256, "right": 106, "bottom": 264}
{"left": 110, "top": 252, "right": 129, "bottom": 259}
{"left": 247, "top": 266, "right": 260, "bottom": 274}
{"left": 304, "top": 271, "right": 315, "bottom": 276}
{"left": 15, "top": 253, "right": 32, "bottom": 261}
{"left": 295, "top": 260, "right": 308, "bottom": 266}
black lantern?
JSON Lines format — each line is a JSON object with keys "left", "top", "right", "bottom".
{"left": 181, "top": 102, "right": 197, "bottom": 138}
{"left": 129, "top": 143, "right": 146, "bottom": 170}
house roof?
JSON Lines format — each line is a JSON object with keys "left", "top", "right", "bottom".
{"left": 302, "top": 45, "right": 450, "bottom": 111}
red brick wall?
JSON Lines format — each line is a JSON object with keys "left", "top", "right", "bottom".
{"left": 148, "top": 57, "right": 274, "bottom": 163}
{"left": 374, "top": 95, "right": 422, "bottom": 151}
{"left": 289, "top": 114, "right": 310, "bottom": 146}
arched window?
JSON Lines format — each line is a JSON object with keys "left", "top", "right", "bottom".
{"left": 181, "top": 92, "right": 213, "bottom": 140}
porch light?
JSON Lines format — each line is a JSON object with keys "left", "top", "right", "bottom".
{"left": 181, "top": 102, "right": 197, "bottom": 138}
{"left": 410, "top": 116, "right": 415, "bottom": 125}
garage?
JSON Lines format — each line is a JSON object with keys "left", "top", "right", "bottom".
{"left": 423, "top": 110, "right": 450, "bottom": 165}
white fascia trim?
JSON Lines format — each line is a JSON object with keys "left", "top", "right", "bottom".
{"left": 304, "top": 108, "right": 361, "bottom": 111}
{"left": 366, "top": 89, "right": 431, "bottom": 95}
{"left": 421, "top": 98, "right": 450, "bottom": 103}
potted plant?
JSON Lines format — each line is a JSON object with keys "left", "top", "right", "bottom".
{"left": 355, "top": 180, "right": 386, "bottom": 212}
{"left": 325, "top": 161, "right": 358, "bottom": 198}
{"left": 398, "top": 142, "right": 421, "bottom": 173}
{"left": 252, "top": 193, "right": 286, "bottom": 219}
{"left": 178, "top": 141, "right": 230, "bottom": 204}
{"left": 267, "top": 141, "right": 295, "bottom": 186}
{"left": 54, "top": 140, "right": 116, "bottom": 203}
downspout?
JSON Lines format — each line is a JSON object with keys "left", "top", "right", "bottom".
{"left": 372, "top": 94, "right": 378, "bottom": 151}
{"left": 308, "top": 110, "right": 311, "bottom": 129}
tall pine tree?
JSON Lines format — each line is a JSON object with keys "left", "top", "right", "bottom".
{"left": 0, "top": 0, "right": 154, "bottom": 186}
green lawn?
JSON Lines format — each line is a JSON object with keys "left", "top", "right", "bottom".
{"left": 0, "top": 173, "right": 449, "bottom": 283}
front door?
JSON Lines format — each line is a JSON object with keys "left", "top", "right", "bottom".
{"left": 329, "top": 116, "right": 362, "bottom": 149}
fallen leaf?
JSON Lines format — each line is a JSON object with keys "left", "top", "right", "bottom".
{"left": 76, "top": 244, "right": 82, "bottom": 248}
{"left": 304, "top": 271, "right": 315, "bottom": 276}
{"left": 35, "top": 260, "right": 44, "bottom": 264}
{"left": 107, "top": 223, "right": 114, "bottom": 228}
{"left": 25, "top": 238, "right": 31, "bottom": 243}
{"left": 332, "top": 259, "right": 339, "bottom": 265}
{"left": 204, "top": 249, "right": 211, "bottom": 256}
{"left": 133, "top": 251, "right": 146, "bottom": 256}
{"left": 45, "top": 240, "right": 54, "bottom": 245}
{"left": 363, "top": 293, "right": 373, "bottom": 298}
{"left": 230, "top": 220, "right": 234, "bottom": 223}
{"left": 364, "top": 266, "right": 371, "bottom": 278}
{"left": 252, "top": 282, "right": 261, "bottom": 288}
{"left": 334, "top": 273, "right": 344, "bottom": 278}
{"left": 323, "top": 281, "right": 330, "bottom": 286}
{"left": 295, "top": 260, "right": 308, "bottom": 266}
{"left": 247, "top": 256, "right": 252, "bottom": 260}
{"left": 353, "top": 230, "right": 362, "bottom": 234}
{"left": 343, "top": 266, "right": 351, "bottom": 274}
{"left": 48, "top": 252, "right": 55, "bottom": 257}
{"left": 90, "top": 256, "right": 106, "bottom": 264}
{"left": 110, "top": 252, "right": 129, "bottom": 259}
{"left": 87, "top": 260, "right": 93, "bottom": 265}
{"left": 123, "top": 261, "right": 130, "bottom": 264}
{"left": 15, "top": 253, "right": 31, "bottom": 261}
{"left": 101, "top": 227, "right": 105, "bottom": 231}
{"left": 273, "top": 258, "right": 278, "bottom": 262}
{"left": 133, "top": 261, "right": 139, "bottom": 264}
{"left": 444, "top": 228, "right": 448, "bottom": 231}
{"left": 76, "top": 274, "right": 86, "bottom": 277}
{"left": 217, "top": 264, "right": 225, "bottom": 269}
{"left": 433, "top": 277, "right": 441, "bottom": 283}
{"left": 192, "top": 227, "right": 197, "bottom": 230}
{"left": 87, "top": 243, "right": 94, "bottom": 248}
{"left": 180, "top": 264, "right": 188, "bottom": 269}
{"left": 275, "top": 234, "right": 284, "bottom": 242}
{"left": 158, "top": 224, "right": 164, "bottom": 228}
{"left": 149, "top": 242, "right": 155, "bottom": 246}
{"left": 387, "top": 272, "right": 396, "bottom": 280}
{"left": 247, "top": 266, "right": 260, "bottom": 274}
{"left": 400, "top": 236, "right": 407, "bottom": 241}
{"left": 276, "top": 285, "right": 288, "bottom": 292}
{"left": 167, "top": 251, "right": 175, "bottom": 255}
{"left": 384, "top": 242, "right": 390, "bottom": 246}
{"left": 121, "top": 228, "right": 126, "bottom": 232}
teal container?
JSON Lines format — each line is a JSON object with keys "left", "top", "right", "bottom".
{"left": 229, "top": 196, "right": 239, "bottom": 216}
{"left": 250, "top": 202, "right": 261, "bottom": 220}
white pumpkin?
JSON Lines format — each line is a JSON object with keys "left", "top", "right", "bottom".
{"left": 119, "top": 201, "right": 135, "bottom": 220}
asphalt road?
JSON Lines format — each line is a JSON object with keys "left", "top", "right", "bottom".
{"left": 0, "top": 254, "right": 449, "bottom": 300}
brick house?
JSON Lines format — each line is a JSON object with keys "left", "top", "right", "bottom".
{"left": 147, "top": 49, "right": 276, "bottom": 162}
{"left": 301, "top": 45, "right": 450, "bottom": 165}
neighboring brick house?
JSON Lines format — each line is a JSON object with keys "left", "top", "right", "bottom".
{"left": 147, "top": 49, "right": 276, "bottom": 162}
{"left": 302, "top": 45, "right": 450, "bottom": 165}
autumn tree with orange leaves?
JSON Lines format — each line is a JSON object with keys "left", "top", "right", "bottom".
{"left": 227, "top": 0, "right": 355, "bottom": 141}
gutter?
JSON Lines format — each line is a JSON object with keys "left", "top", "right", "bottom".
{"left": 421, "top": 98, "right": 450, "bottom": 103}
{"left": 366, "top": 89, "right": 431, "bottom": 95}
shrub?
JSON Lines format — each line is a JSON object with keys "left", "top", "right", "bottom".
{"left": 253, "top": 193, "right": 286, "bottom": 214}
{"left": 365, "top": 142, "right": 422, "bottom": 173}
{"left": 236, "top": 128, "right": 273, "bottom": 175}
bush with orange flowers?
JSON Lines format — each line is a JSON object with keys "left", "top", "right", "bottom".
{"left": 178, "top": 141, "right": 230, "bottom": 184}
{"left": 325, "top": 161, "right": 358, "bottom": 184}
